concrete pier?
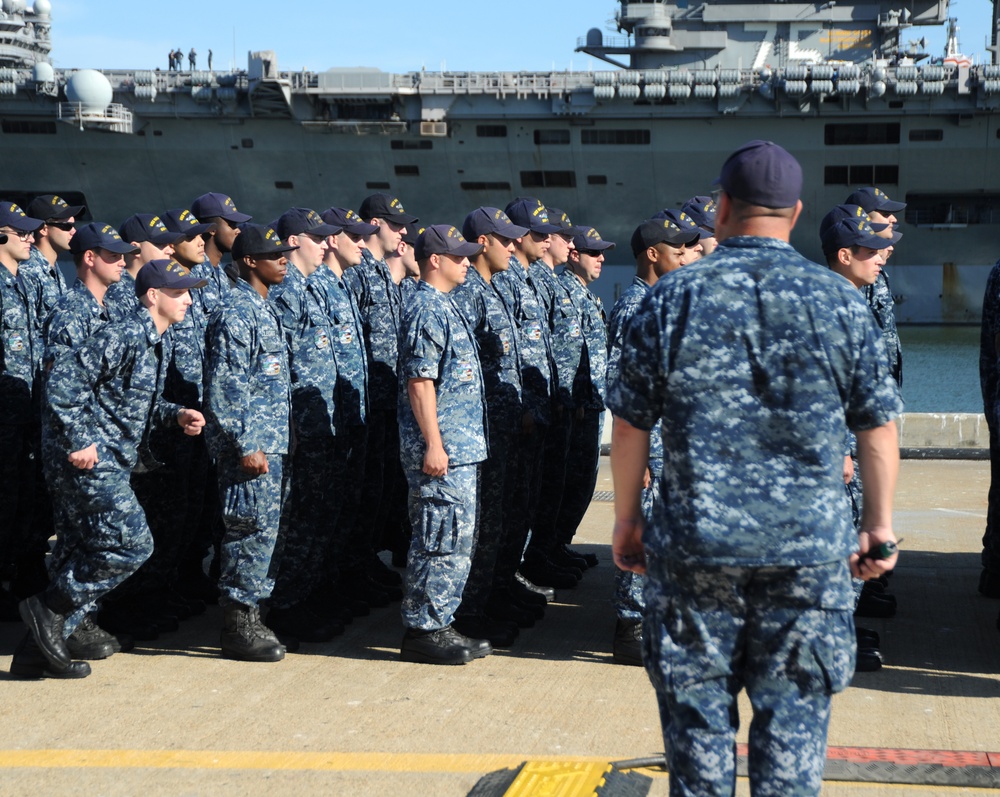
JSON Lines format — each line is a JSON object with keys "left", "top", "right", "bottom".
{"left": 1, "top": 457, "right": 998, "bottom": 796}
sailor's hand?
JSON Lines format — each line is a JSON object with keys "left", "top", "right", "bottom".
{"left": 177, "top": 408, "right": 206, "bottom": 436}
{"left": 850, "top": 527, "right": 899, "bottom": 580}
{"left": 612, "top": 517, "right": 647, "bottom": 575}
{"left": 423, "top": 443, "right": 448, "bottom": 477}
{"left": 68, "top": 443, "right": 98, "bottom": 470}
{"left": 240, "top": 450, "right": 269, "bottom": 476}
{"left": 843, "top": 455, "right": 854, "bottom": 485}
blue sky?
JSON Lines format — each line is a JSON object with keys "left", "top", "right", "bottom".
{"left": 48, "top": 0, "right": 994, "bottom": 74}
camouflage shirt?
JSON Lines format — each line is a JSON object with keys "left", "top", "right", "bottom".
{"left": 607, "top": 276, "right": 663, "bottom": 461}
{"left": 19, "top": 246, "right": 67, "bottom": 324}
{"left": 204, "top": 279, "right": 291, "bottom": 459}
{"left": 398, "top": 280, "right": 488, "bottom": 471}
{"left": 863, "top": 268, "right": 902, "bottom": 387}
{"left": 104, "top": 271, "right": 141, "bottom": 322}
{"left": 42, "top": 278, "right": 110, "bottom": 373}
{"left": 269, "top": 265, "right": 339, "bottom": 439}
{"left": 343, "top": 249, "right": 402, "bottom": 412}
{"left": 0, "top": 265, "right": 40, "bottom": 425}
{"left": 312, "top": 267, "right": 368, "bottom": 427}
{"left": 43, "top": 307, "right": 180, "bottom": 470}
{"left": 492, "top": 257, "right": 554, "bottom": 424}
{"left": 607, "top": 236, "right": 904, "bottom": 567}
{"left": 191, "top": 257, "right": 232, "bottom": 318}
{"left": 450, "top": 266, "right": 522, "bottom": 424}
{"left": 528, "top": 260, "right": 561, "bottom": 320}
{"left": 553, "top": 268, "right": 607, "bottom": 410}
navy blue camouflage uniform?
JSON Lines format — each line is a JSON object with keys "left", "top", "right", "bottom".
{"left": 398, "top": 280, "right": 488, "bottom": 631}
{"left": 268, "top": 265, "right": 342, "bottom": 610}
{"left": 312, "top": 266, "right": 371, "bottom": 589}
{"left": 343, "top": 249, "right": 405, "bottom": 559}
{"left": 204, "top": 279, "right": 292, "bottom": 609}
{"left": 531, "top": 264, "right": 606, "bottom": 560}
{"left": 450, "top": 266, "right": 522, "bottom": 616}
{"left": 0, "top": 264, "right": 41, "bottom": 586}
{"left": 606, "top": 277, "right": 661, "bottom": 621}
{"left": 42, "top": 309, "right": 181, "bottom": 626}
{"left": 492, "top": 257, "right": 555, "bottom": 569}
{"left": 608, "top": 237, "right": 903, "bottom": 797}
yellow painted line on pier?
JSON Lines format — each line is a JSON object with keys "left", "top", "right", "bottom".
{"left": 0, "top": 749, "right": 618, "bottom": 774}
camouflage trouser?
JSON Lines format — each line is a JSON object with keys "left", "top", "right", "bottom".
{"left": 45, "top": 462, "right": 154, "bottom": 622}
{"left": 271, "top": 436, "right": 342, "bottom": 609}
{"left": 323, "top": 424, "right": 367, "bottom": 583}
{"left": 612, "top": 458, "right": 662, "bottom": 620}
{"left": 845, "top": 456, "right": 865, "bottom": 607}
{"left": 529, "top": 408, "right": 603, "bottom": 554}
{"left": 401, "top": 464, "right": 479, "bottom": 631}
{"left": 642, "top": 556, "right": 855, "bottom": 797}
{"left": 124, "top": 432, "right": 209, "bottom": 596}
{"left": 216, "top": 454, "right": 288, "bottom": 608}
{"left": 458, "top": 413, "right": 516, "bottom": 617}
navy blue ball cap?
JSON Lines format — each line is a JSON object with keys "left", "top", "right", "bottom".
{"left": 820, "top": 217, "right": 894, "bottom": 256}
{"left": 27, "top": 194, "right": 85, "bottom": 222}
{"left": 545, "top": 207, "right": 580, "bottom": 236}
{"left": 135, "top": 258, "right": 209, "bottom": 296}
{"left": 400, "top": 225, "right": 425, "bottom": 247}
{"left": 321, "top": 207, "right": 378, "bottom": 237}
{"left": 845, "top": 187, "right": 906, "bottom": 214}
{"left": 275, "top": 207, "right": 343, "bottom": 240}
{"left": 681, "top": 195, "right": 718, "bottom": 233}
{"left": 462, "top": 207, "right": 530, "bottom": 243}
{"left": 0, "top": 201, "right": 44, "bottom": 233}
{"left": 231, "top": 223, "right": 298, "bottom": 261}
{"left": 119, "top": 214, "right": 186, "bottom": 247}
{"left": 717, "top": 140, "right": 802, "bottom": 209}
{"left": 631, "top": 217, "right": 699, "bottom": 257}
{"left": 69, "top": 222, "right": 141, "bottom": 255}
{"left": 358, "top": 193, "right": 418, "bottom": 226}
{"left": 820, "top": 204, "right": 901, "bottom": 245}
{"left": 190, "top": 192, "right": 252, "bottom": 224}
{"left": 162, "top": 208, "right": 217, "bottom": 239}
{"left": 503, "top": 197, "right": 561, "bottom": 235}
{"left": 414, "top": 225, "right": 484, "bottom": 261}
{"left": 572, "top": 226, "right": 616, "bottom": 252}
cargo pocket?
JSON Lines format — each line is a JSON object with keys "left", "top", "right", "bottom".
{"left": 222, "top": 480, "right": 261, "bottom": 541}
{"left": 787, "top": 608, "right": 856, "bottom": 695}
{"left": 416, "top": 479, "right": 464, "bottom": 555}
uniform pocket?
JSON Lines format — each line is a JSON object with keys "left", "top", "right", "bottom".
{"left": 416, "top": 479, "right": 464, "bottom": 555}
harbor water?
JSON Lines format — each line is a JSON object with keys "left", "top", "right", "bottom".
{"left": 899, "top": 326, "right": 982, "bottom": 414}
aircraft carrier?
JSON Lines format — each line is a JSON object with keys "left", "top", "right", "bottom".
{"left": 0, "top": 0, "right": 998, "bottom": 322}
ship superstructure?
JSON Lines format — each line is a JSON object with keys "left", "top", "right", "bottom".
{"left": 0, "top": 0, "right": 997, "bottom": 321}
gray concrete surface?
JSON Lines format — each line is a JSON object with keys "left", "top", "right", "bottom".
{"left": 1, "top": 458, "right": 998, "bottom": 796}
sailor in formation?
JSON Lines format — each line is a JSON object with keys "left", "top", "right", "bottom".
{"left": 2, "top": 156, "right": 901, "bottom": 695}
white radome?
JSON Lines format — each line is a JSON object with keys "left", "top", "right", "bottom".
{"left": 33, "top": 0, "right": 52, "bottom": 17}
{"left": 66, "top": 69, "right": 113, "bottom": 113}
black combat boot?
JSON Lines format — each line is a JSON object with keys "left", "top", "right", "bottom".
{"left": 612, "top": 618, "right": 643, "bottom": 666}
{"left": 10, "top": 633, "right": 91, "bottom": 679}
{"left": 66, "top": 614, "right": 120, "bottom": 660}
{"left": 220, "top": 603, "right": 285, "bottom": 662}
{"left": 19, "top": 592, "right": 72, "bottom": 671}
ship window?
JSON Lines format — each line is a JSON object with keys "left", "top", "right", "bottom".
{"left": 521, "top": 171, "right": 577, "bottom": 188}
{"left": 581, "top": 129, "right": 651, "bottom": 145}
{"left": 241, "top": 138, "right": 254, "bottom": 148}
{"left": 153, "top": 130, "right": 163, "bottom": 137}
{"left": 476, "top": 125, "right": 508, "bottom": 138}
{"left": 461, "top": 181, "right": 512, "bottom": 191}
{"left": 394, "top": 165, "right": 420, "bottom": 176}
{"left": 905, "top": 193, "right": 1000, "bottom": 226}
{"left": 588, "top": 175, "right": 608, "bottom": 185}
{"left": 824, "top": 166, "right": 850, "bottom": 184}
{"left": 909, "top": 129, "right": 943, "bottom": 142}
{"left": 1, "top": 120, "right": 58, "bottom": 135}
{"left": 391, "top": 140, "right": 433, "bottom": 150}
{"left": 275, "top": 181, "right": 294, "bottom": 190}
{"left": 391, "top": 140, "right": 432, "bottom": 150}
{"left": 874, "top": 165, "right": 899, "bottom": 184}
{"left": 824, "top": 123, "right": 900, "bottom": 146}
{"left": 534, "top": 129, "right": 570, "bottom": 145}
{"left": 366, "top": 181, "right": 391, "bottom": 189}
